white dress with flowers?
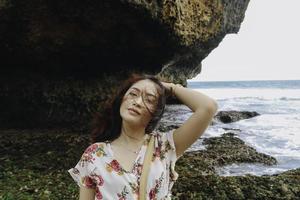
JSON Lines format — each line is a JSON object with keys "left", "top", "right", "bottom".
{"left": 68, "top": 130, "right": 182, "bottom": 200}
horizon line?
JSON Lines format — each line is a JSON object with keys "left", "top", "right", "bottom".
{"left": 187, "top": 79, "right": 300, "bottom": 82}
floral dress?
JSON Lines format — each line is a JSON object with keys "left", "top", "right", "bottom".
{"left": 68, "top": 129, "right": 182, "bottom": 200}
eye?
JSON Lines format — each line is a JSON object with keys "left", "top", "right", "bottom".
{"left": 129, "top": 92, "right": 137, "bottom": 96}
{"left": 146, "top": 97, "right": 155, "bottom": 104}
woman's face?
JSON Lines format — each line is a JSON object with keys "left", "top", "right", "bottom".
{"left": 120, "top": 79, "right": 159, "bottom": 128}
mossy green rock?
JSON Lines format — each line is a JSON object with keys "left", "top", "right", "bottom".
{"left": 1, "top": 129, "right": 299, "bottom": 200}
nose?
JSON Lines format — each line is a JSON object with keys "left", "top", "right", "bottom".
{"left": 133, "top": 95, "right": 143, "bottom": 107}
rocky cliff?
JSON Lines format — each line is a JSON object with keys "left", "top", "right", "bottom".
{"left": 0, "top": 0, "right": 250, "bottom": 128}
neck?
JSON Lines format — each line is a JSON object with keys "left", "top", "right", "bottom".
{"left": 119, "top": 121, "right": 146, "bottom": 145}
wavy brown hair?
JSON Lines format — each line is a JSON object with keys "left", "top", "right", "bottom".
{"left": 90, "top": 73, "right": 170, "bottom": 143}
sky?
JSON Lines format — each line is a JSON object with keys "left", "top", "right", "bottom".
{"left": 188, "top": 0, "right": 300, "bottom": 82}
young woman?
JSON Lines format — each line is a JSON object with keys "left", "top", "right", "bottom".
{"left": 68, "top": 73, "right": 218, "bottom": 200}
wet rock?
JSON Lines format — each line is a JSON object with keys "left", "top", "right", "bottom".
{"left": 202, "top": 132, "right": 277, "bottom": 166}
{"left": 172, "top": 168, "right": 300, "bottom": 199}
{"left": 215, "top": 110, "right": 260, "bottom": 123}
{"left": 157, "top": 124, "right": 181, "bottom": 132}
{"left": 171, "top": 132, "right": 300, "bottom": 199}
{"left": 175, "top": 132, "right": 277, "bottom": 176}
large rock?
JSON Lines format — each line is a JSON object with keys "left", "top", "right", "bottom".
{"left": 175, "top": 132, "right": 277, "bottom": 175}
{"left": 0, "top": 0, "right": 250, "bottom": 128}
{"left": 172, "top": 132, "right": 299, "bottom": 199}
{"left": 215, "top": 110, "right": 260, "bottom": 123}
{"left": 173, "top": 168, "right": 300, "bottom": 199}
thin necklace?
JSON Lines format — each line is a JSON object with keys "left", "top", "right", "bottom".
{"left": 122, "top": 131, "right": 146, "bottom": 141}
{"left": 117, "top": 133, "right": 147, "bottom": 154}
{"left": 119, "top": 142, "right": 142, "bottom": 154}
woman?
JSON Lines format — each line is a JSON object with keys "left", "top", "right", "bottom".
{"left": 68, "top": 73, "right": 218, "bottom": 200}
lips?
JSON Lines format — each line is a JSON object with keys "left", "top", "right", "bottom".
{"left": 128, "top": 108, "right": 141, "bottom": 115}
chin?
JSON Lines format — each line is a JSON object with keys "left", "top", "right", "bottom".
{"left": 122, "top": 118, "right": 142, "bottom": 128}
{"left": 121, "top": 112, "right": 140, "bottom": 122}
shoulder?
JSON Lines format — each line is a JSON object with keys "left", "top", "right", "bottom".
{"left": 81, "top": 142, "right": 108, "bottom": 158}
{"left": 77, "top": 142, "right": 110, "bottom": 166}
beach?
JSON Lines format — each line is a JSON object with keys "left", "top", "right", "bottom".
{"left": 1, "top": 80, "right": 300, "bottom": 199}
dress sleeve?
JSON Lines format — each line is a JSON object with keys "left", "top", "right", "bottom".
{"left": 68, "top": 143, "right": 98, "bottom": 189}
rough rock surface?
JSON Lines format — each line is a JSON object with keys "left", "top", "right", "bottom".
{"left": 215, "top": 110, "right": 260, "bottom": 123}
{"left": 172, "top": 132, "right": 299, "bottom": 199}
{"left": 173, "top": 168, "right": 300, "bottom": 199}
{"left": 0, "top": 0, "right": 250, "bottom": 128}
{"left": 1, "top": 128, "right": 299, "bottom": 199}
{"left": 175, "top": 132, "right": 277, "bottom": 175}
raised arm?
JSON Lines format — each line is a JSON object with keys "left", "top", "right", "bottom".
{"left": 161, "top": 82, "right": 218, "bottom": 158}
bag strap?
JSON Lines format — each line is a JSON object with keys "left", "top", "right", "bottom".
{"left": 139, "top": 134, "right": 155, "bottom": 200}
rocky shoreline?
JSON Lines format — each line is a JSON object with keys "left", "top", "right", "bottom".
{"left": 163, "top": 108, "right": 300, "bottom": 199}
{"left": 0, "top": 110, "right": 299, "bottom": 199}
{"left": 171, "top": 131, "right": 300, "bottom": 199}
{"left": 171, "top": 110, "right": 299, "bottom": 199}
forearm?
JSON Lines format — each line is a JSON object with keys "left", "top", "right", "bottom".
{"left": 79, "top": 187, "right": 95, "bottom": 200}
{"left": 170, "top": 83, "right": 218, "bottom": 113}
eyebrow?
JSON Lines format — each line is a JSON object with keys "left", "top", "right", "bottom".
{"left": 131, "top": 87, "right": 157, "bottom": 98}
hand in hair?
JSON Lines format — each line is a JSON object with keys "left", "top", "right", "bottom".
{"left": 160, "top": 81, "right": 183, "bottom": 97}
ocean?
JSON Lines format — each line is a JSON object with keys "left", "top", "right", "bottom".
{"left": 183, "top": 80, "right": 300, "bottom": 176}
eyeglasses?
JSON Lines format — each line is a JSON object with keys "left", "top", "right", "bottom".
{"left": 127, "top": 91, "right": 157, "bottom": 106}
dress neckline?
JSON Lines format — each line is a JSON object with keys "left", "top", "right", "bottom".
{"left": 106, "top": 133, "right": 152, "bottom": 174}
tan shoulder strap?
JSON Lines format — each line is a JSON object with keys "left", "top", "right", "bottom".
{"left": 139, "top": 134, "right": 155, "bottom": 200}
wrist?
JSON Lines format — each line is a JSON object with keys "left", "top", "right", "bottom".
{"left": 169, "top": 83, "right": 175, "bottom": 97}
{"left": 170, "top": 83, "right": 183, "bottom": 97}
